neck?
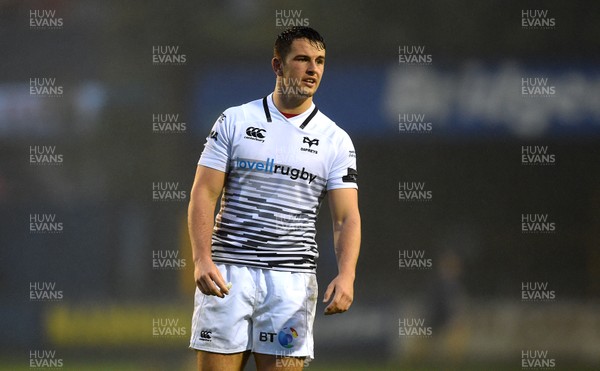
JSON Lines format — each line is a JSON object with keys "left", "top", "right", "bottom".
{"left": 272, "top": 89, "right": 313, "bottom": 114}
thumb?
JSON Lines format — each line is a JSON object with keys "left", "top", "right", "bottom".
{"left": 323, "top": 283, "right": 334, "bottom": 303}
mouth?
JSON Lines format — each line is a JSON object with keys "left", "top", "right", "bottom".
{"left": 302, "top": 78, "right": 317, "bottom": 87}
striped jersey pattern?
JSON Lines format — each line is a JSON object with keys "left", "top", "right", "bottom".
{"left": 198, "top": 94, "right": 357, "bottom": 273}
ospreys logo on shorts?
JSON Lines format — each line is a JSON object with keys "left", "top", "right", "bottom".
{"left": 278, "top": 327, "right": 299, "bottom": 348}
{"left": 244, "top": 127, "right": 267, "bottom": 142}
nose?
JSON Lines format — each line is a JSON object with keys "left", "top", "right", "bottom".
{"left": 306, "top": 60, "right": 318, "bottom": 75}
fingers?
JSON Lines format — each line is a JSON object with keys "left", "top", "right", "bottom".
{"left": 324, "top": 303, "right": 337, "bottom": 315}
{"left": 323, "top": 284, "right": 353, "bottom": 315}
{"left": 197, "top": 276, "right": 222, "bottom": 298}
{"left": 324, "top": 296, "right": 349, "bottom": 315}
{"left": 212, "top": 272, "right": 230, "bottom": 296}
{"left": 322, "top": 283, "right": 334, "bottom": 303}
{"left": 198, "top": 280, "right": 224, "bottom": 298}
{"left": 325, "top": 298, "right": 351, "bottom": 314}
{"left": 197, "top": 277, "right": 211, "bottom": 295}
{"left": 196, "top": 267, "right": 229, "bottom": 298}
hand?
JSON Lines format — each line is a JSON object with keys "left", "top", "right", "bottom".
{"left": 194, "top": 259, "right": 229, "bottom": 298}
{"left": 323, "top": 274, "right": 354, "bottom": 315}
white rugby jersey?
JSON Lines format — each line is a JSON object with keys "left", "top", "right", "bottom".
{"left": 198, "top": 93, "right": 358, "bottom": 273}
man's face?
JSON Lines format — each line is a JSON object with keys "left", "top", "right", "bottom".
{"left": 278, "top": 38, "right": 325, "bottom": 97}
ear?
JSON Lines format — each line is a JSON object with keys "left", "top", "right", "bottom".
{"left": 272, "top": 57, "right": 283, "bottom": 76}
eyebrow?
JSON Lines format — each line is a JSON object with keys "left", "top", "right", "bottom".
{"left": 293, "top": 54, "right": 326, "bottom": 60}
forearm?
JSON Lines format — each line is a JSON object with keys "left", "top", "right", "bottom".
{"left": 332, "top": 212, "right": 361, "bottom": 278}
{"left": 188, "top": 190, "right": 219, "bottom": 264}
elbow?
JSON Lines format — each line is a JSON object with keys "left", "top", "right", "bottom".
{"left": 333, "top": 211, "right": 361, "bottom": 232}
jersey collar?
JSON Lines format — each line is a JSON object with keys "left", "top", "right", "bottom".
{"left": 263, "top": 94, "right": 319, "bottom": 130}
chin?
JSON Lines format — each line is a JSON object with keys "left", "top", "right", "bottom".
{"left": 299, "top": 89, "right": 316, "bottom": 98}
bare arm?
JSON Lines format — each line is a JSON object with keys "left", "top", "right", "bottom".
{"left": 323, "top": 188, "right": 361, "bottom": 315}
{"left": 188, "top": 165, "right": 229, "bottom": 298}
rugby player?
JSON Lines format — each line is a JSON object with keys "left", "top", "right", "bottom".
{"left": 188, "top": 26, "right": 361, "bottom": 371}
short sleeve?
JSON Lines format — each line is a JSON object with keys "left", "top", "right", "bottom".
{"left": 326, "top": 132, "right": 358, "bottom": 191}
{"left": 198, "top": 111, "right": 231, "bottom": 173}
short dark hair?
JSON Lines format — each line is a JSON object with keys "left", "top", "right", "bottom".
{"left": 274, "top": 26, "right": 326, "bottom": 61}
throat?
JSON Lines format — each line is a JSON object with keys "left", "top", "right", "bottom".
{"left": 281, "top": 112, "right": 300, "bottom": 119}
{"left": 272, "top": 91, "right": 313, "bottom": 115}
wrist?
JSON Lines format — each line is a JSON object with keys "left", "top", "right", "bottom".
{"left": 337, "top": 271, "right": 356, "bottom": 281}
{"left": 193, "top": 251, "right": 213, "bottom": 265}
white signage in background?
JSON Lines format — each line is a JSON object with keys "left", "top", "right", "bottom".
{"left": 383, "top": 62, "right": 600, "bottom": 138}
{"left": 0, "top": 82, "right": 106, "bottom": 138}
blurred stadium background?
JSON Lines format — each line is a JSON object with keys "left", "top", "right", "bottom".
{"left": 1, "top": 0, "right": 600, "bottom": 370}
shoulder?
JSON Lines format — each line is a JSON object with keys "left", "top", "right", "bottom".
{"left": 219, "top": 97, "right": 267, "bottom": 126}
{"left": 313, "top": 109, "right": 354, "bottom": 145}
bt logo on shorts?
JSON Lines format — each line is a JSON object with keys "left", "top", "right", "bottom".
{"left": 259, "top": 327, "right": 299, "bottom": 348}
{"left": 259, "top": 331, "right": 277, "bottom": 342}
{"left": 278, "top": 327, "right": 298, "bottom": 348}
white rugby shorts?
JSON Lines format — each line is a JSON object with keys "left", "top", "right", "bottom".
{"left": 189, "top": 263, "right": 318, "bottom": 359}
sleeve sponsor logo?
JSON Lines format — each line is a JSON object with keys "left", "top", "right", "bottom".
{"left": 342, "top": 168, "right": 358, "bottom": 183}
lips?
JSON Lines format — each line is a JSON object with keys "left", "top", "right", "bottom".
{"left": 303, "top": 78, "right": 317, "bottom": 87}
